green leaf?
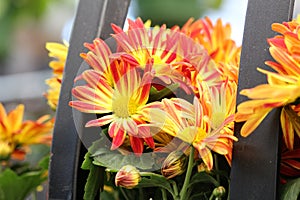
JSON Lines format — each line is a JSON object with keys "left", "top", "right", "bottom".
{"left": 81, "top": 152, "right": 106, "bottom": 200}
{"left": 81, "top": 152, "right": 93, "bottom": 170}
{"left": 38, "top": 155, "right": 50, "bottom": 171}
{"left": 188, "top": 172, "right": 219, "bottom": 189}
{"left": 0, "top": 168, "right": 47, "bottom": 200}
{"left": 93, "top": 151, "right": 155, "bottom": 171}
{"left": 280, "top": 177, "right": 300, "bottom": 200}
{"left": 148, "top": 84, "right": 179, "bottom": 102}
{"left": 89, "top": 138, "right": 155, "bottom": 171}
{"left": 100, "top": 190, "right": 117, "bottom": 200}
{"left": 137, "top": 174, "right": 174, "bottom": 195}
{"left": 83, "top": 164, "right": 104, "bottom": 200}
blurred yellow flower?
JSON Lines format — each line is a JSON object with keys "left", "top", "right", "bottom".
{"left": 45, "top": 42, "right": 69, "bottom": 110}
{"left": 0, "top": 103, "right": 53, "bottom": 160}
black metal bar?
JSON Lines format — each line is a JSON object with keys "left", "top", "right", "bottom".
{"left": 48, "top": 0, "right": 130, "bottom": 199}
{"left": 230, "top": 0, "right": 295, "bottom": 199}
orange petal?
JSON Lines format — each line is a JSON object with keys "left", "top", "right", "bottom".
{"left": 280, "top": 108, "right": 294, "bottom": 150}
{"left": 240, "top": 108, "right": 271, "bottom": 137}
{"left": 198, "top": 147, "right": 213, "bottom": 170}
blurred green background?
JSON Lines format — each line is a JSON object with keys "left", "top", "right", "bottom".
{"left": 131, "top": 0, "right": 223, "bottom": 27}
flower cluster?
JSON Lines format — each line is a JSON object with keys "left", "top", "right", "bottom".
{"left": 70, "top": 17, "right": 239, "bottom": 166}
{"left": 68, "top": 17, "right": 240, "bottom": 199}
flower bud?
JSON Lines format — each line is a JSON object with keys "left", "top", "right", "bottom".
{"left": 115, "top": 165, "right": 141, "bottom": 189}
{"left": 161, "top": 151, "right": 187, "bottom": 179}
{"left": 212, "top": 186, "right": 226, "bottom": 198}
{"left": 197, "top": 162, "right": 210, "bottom": 173}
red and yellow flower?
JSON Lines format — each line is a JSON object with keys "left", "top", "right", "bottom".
{"left": 70, "top": 60, "right": 156, "bottom": 154}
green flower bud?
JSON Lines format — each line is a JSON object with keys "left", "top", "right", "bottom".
{"left": 212, "top": 186, "right": 226, "bottom": 198}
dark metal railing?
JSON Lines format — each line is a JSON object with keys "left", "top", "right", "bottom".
{"left": 48, "top": 0, "right": 130, "bottom": 199}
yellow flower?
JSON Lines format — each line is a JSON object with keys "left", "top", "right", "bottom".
{"left": 44, "top": 77, "right": 61, "bottom": 109}
{"left": 235, "top": 17, "right": 300, "bottom": 149}
{"left": 0, "top": 103, "right": 53, "bottom": 160}
{"left": 115, "top": 165, "right": 141, "bottom": 189}
{"left": 45, "top": 42, "right": 69, "bottom": 110}
{"left": 46, "top": 42, "right": 68, "bottom": 77}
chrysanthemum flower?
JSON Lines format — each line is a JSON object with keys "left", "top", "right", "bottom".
{"left": 235, "top": 17, "right": 300, "bottom": 149}
{"left": 0, "top": 103, "right": 53, "bottom": 160}
{"left": 69, "top": 61, "right": 156, "bottom": 155}
{"left": 148, "top": 96, "right": 237, "bottom": 170}
{"left": 174, "top": 17, "right": 241, "bottom": 82}
{"left": 45, "top": 42, "right": 69, "bottom": 110}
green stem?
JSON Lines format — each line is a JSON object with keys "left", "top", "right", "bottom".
{"left": 179, "top": 146, "right": 195, "bottom": 200}
{"left": 170, "top": 180, "right": 179, "bottom": 197}
{"left": 161, "top": 188, "right": 168, "bottom": 200}
{"left": 214, "top": 154, "right": 220, "bottom": 184}
{"left": 139, "top": 188, "right": 143, "bottom": 200}
{"left": 120, "top": 187, "right": 130, "bottom": 200}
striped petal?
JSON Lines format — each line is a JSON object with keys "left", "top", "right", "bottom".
{"left": 197, "top": 147, "right": 213, "bottom": 170}
{"left": 86, "top": 115, "right": 114, "bottom": 127}
{"left": 109, "top": 121, "right": 126, "bottom": 150}
{"left": 280, "top": 108, "right": 294, "bottom": 150}
{"left": 69, "top": 101, "right": 111, "bottom": 113}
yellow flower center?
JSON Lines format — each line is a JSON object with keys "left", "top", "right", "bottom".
{"left": 112, "top": 96, "right": 138, "bottom": 118}
{"left": 194, "top": 127, "right": 207, "bottom": 143}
